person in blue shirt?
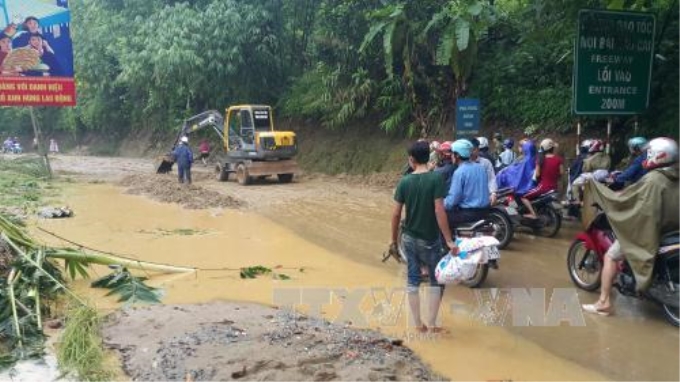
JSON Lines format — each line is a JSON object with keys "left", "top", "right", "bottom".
{"left": 444, "top": 139, "right": 490, "bottom": 229}
{"left": 173, "top": 136, "right": 194, "bottom": 184}
{"left": 607, "top": 137, "right": 648, "bottom": 191}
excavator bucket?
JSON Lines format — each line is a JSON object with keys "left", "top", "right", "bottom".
{"left": 156, "top": 153, "right": 175, "bottom": 174}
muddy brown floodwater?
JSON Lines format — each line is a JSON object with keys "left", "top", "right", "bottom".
{"left": 39, "top": 155, "right": 679, "bottom": 381}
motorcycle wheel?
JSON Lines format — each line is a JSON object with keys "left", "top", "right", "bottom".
{"left": 536, "top": 205, "right": 562, "bottom": 237}
{"left": 461, "top": 264, "right": 489, "bottom": 288}
{"left": 486, "top": 210, "right": 513, "bottom": 250}
{"left": 662, "top": 252, "right": 680, "bottom": 327}
{"left": 567, "top": 239, "right": 601, "bottom": 291}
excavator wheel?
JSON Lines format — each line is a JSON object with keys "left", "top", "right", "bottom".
{"left": 215, "top": 164, "right": 229, "bottom": 182}
{"left": 236, "top": 164, "right": 251, "bottom": 185}
{"left": 277, "top": 173, "right": 294, "bottom": 183}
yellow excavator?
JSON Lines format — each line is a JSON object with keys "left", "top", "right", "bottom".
{"left": 157, "top": 105, "right": 299, "bottom": 185}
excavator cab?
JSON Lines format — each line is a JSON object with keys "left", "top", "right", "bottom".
{"left": 223, "top": 105, "right": 297, "bottom": 160}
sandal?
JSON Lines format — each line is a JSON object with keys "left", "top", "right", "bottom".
{"left": 428, "top": 327, "right": 450, "bottom": 334}
{"left": 582, "top": 303, "right": 613, "bottom": 316}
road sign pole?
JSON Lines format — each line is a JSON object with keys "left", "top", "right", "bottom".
{"left": 576, "top": 120, "right": 582, "bottom": 157}
{"left": 606, "top": 118, "right": 612, "bottom": 155}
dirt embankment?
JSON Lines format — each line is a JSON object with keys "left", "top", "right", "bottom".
{"left": 103, "top": 303, "right": 443, "bottom": 381}
{"left": 118, "top": 174, "right": 245, "bottom": 209}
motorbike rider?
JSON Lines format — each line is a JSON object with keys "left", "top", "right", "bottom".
{"left": 492, "top": 132, "right": 503, "bottom": 163}
{"left": 476, "top": 137, "right": 494, "bottom": 162}
{"left": 521, "top": 138, "right": 564, "bottom": 219}
{"left": 434, "top": 141, "right": 456, "bottom": 191}
{"left": 570, "top": 140, "right": 592, "bottom": 184}
{"left": 444, "top": 139, "right": 490, "bottom": 229}
{"left": 582, "top": 137, "right": 679, "bottom": 316}
{"left": 469, "top": 138, "right": 498, "bottom": 204}
{"left": 496, "top": 139, "right": 537, "bottom": 197}
{"left": 496, "top": 138, "right": 516, "bottom": 171}
{"left": 607, "top": 137, "right": 648, "bottom": 191}
{"left": 428, "top": 140, "right": 441, "bottom": 170}
{"left": 582, "top": 139, "right": 611, "bottom": 172}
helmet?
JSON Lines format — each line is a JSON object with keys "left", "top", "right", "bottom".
{"left": 493, "top": 132, "right": 502, "bottom": 140}
{"left": 540, "top": 138, "right": 555, "bottom": 151}
{"left": 452, "top": 139, "right": 473, "bottom": 159}
{"left": 627, "top": 137, "right": 648, "bottom": 152}
{"left": 588, "top": 139, "right": 604, "bottom": 153}
{"left": 579, "top": 139, "right": 592, "bottom": 149}
{"left": 430, "top": 141, "right": 441, "bottom": 151}
{"left": 644, "top": 137, "right": 678, "bottom": 169}
{"left": 503, "top": 138, "right": 514, "bottom": 149}
{"left": 477, "top": 137, "right": 489, "bottom": 149}
{"left": 180, "top": 136, "right": 189, "bottom": 144}
{"left": 439, "top": 141, "right": 452, "bottom": 157}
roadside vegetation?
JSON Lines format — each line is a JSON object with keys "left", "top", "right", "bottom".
{"left": 0, "top": 0, "right": 676, "bottom": 152}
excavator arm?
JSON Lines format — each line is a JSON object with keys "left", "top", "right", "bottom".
{"left": 156, "top": 110, "right": 225, "bottom": 174}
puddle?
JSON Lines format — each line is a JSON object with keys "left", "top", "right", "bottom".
{"left": 28, "top": 183, "right": 678, "bottom": 381}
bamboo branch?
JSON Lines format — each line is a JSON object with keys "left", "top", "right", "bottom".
{"left": 48, "top": 249, "right": 196, "bottom": 274}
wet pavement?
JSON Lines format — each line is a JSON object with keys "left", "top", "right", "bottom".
{"left": 34, "top": 157, "right": 679, "bottom": 380}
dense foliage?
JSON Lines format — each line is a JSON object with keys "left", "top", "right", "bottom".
{"left": 0, "top": 0, "right": 676, "bottom": 141}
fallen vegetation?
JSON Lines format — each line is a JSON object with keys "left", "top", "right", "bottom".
{"left": 0, "top": 213, "right": 195, "bottom": 371}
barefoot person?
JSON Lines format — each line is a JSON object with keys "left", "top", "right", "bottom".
{"left": 390, "top": 141, "right": 457, "bottom": 333}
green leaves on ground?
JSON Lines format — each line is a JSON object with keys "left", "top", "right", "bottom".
{"left": 91, "top": 268, "right": 162, "bottom": 305}
{"left": 240, "top": 266, "right": 291, "bottom": 280}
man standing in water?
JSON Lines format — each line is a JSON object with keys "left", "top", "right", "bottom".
{"left": 390, "top": 141, "right": 457, "bottom": 333}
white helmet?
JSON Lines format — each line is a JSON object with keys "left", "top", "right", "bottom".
{"left": 540, "top": 138, "right": 556, "bottom": 151}
{"left": 644, "top": 137, "right": 678, "bottom": 169}
{"left": 476, "top": 137, "right": 489, "bottom": 149}
{"left": 180, "top": 136, "right": 189, "bottom": 144}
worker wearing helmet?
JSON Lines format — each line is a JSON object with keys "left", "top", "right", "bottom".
{"left": 444, "top": 139, "right": 490, "bottom": 228}
{"left": 434, "top": 141, "right": 456, "bottom": 191}
{"left": 583, "top": 137, "right": 679, "bottom": 316}
{"left": 583, "top": 139, "right": 611, "bottom": 173}
{"left": 521, "top": 138, "right": 564, "bottom": 219}
{"left": 607, "top": 137, "right": 648, "bottom": 191}
{"left": 173, "top": 136, "right": 194, "bottom": 184}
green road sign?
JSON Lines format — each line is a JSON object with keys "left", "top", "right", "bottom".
{"left": 573, "top": 9, "right": 656, "bottom": 115}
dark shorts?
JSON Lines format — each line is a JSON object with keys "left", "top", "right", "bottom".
{"left": 200, "top": 152, "right": 209, "bottom": 159}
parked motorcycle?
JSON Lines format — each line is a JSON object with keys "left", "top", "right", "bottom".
{"left": 496, "top": 187, "right": 562, "bottom": 237}
{"left": 567, "top": 206, "right": 680, "bottom": 326}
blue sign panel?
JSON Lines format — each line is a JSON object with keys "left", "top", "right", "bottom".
{"left": 455, "top": 98, "right": 481, "bottom": 137}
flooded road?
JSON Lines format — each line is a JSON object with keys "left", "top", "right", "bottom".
{"left": 40, "top": 155, "right": 679, "bottom": 380}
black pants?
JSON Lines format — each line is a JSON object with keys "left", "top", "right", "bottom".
{"left": 178, "top": 165, "right": 192, "bottom": 184}
{"left": 447, "top": 207, "right": 489, "bottom": 230}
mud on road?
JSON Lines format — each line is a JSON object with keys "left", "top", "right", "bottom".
{"left": 103, "top": 303, "right": 442, "bottom": 381}
{"left": 48, "top": 154, "right": 679, "bottom": 381}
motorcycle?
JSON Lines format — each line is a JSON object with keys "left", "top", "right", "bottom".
{"left": 567, "top": 206, "right": 680, "bottom": 326}
{"left": 496, "top": 187, "right": 562, "bottom": 237}
{"left": 392, "top": 217, "right": 503, "bottom": 288}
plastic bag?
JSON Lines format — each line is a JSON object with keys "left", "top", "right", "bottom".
{"left": 434, "top": 236, "right": 500, "bottom": 285}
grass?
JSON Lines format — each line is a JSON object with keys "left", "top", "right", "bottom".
{"left": 56, "top": 303, "right": 114, "bottom": 381}
{"left": 0, "top": 157, "right": 53, "bottom": 212}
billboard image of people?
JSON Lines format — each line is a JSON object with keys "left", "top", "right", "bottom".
{"left": 0, "top": 0, "right": 75, "bottom": 106}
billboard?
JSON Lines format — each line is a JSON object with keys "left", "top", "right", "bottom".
{"left": 0, "top": 0, "right": 75, "bottom": 106}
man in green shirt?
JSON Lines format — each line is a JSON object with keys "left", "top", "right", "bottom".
{"left": 391, "top": 141, "right": 458, "bottom": 333}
